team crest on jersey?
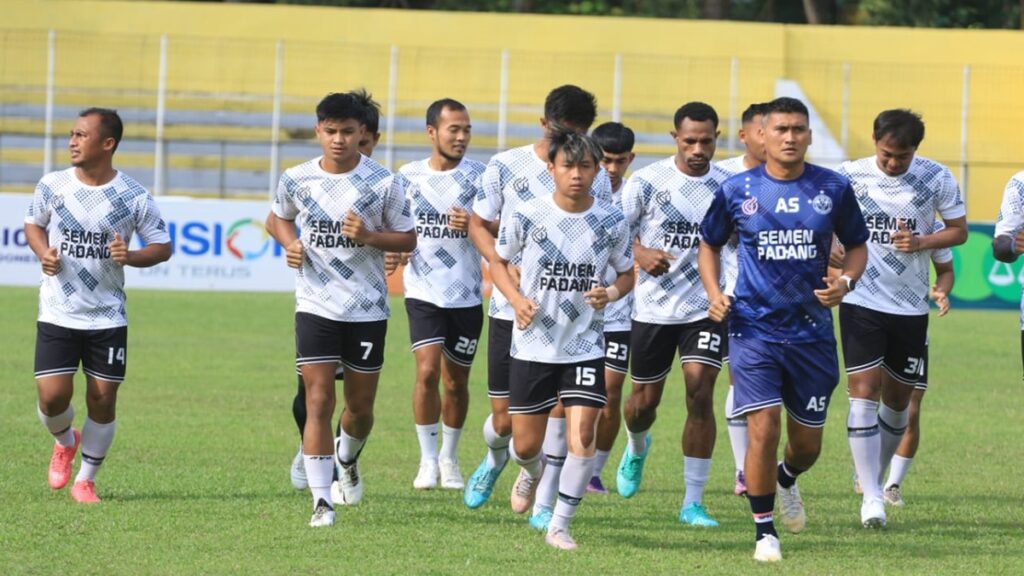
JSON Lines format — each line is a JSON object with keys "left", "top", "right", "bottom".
{"left": 51, "top": 195, "right": 65, "bottom": 210}
{"left": 741, "top": 197, "right": 758, "bottom": 215}
{"left": 407, "top": 183, "right": 421, "bottom": 197}
{"left": 812, "top": 192, "right": 833, "bottom": 215}
{"left": 854, "top": 184, "right": 868, "bottom": 200}
{"left": 513, "top": 177, "right": 530, "bottom": 195}
{"left": 531, "top": 225, "right": 548, "bottom": 243}
{"left": 655, "top": 190, "right": 671, "bottom": 205}
{"left": 296, "top": 186, "right": 311, "bottom": 202}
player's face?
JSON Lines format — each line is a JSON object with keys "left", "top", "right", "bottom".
{"left": 671, "top": 118, "right": 718, "bottom": 177}
{"left": 68, "top": 114, "right": 114, "bottom": 168}
{"left": 874, "top": 135, "right": 916, "bottom": 177}
{"left": 316, "top": 118, "right": 365, "bottom": 166}
{"left": 359, "top": 132, "right": 381, "bottom": 158}
{"left": 763, "top": 112, "right": 811, "bottom": 167}
{"left": 740, "top": 115, "right": 766, "bottom": 163}
{"left": 599, "top": 151, "right": 635, "bottom": 189}
{"left": 429, "top": 107, "right": 471, "bottom": 162}
{"left": 549, "top": 150, "right": 598, "bottom": 202}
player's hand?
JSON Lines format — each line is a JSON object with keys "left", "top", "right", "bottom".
{"left": 342, "top": 210, "right": 369, "bottom": 244}
{"left": 1015, "top": 229, "right": 1024, "bottom": 255}
{"left": 509, "top": 264, "right": 522, "bottom": 289}
{"left": 448, "top": 207, "right": 469, "bottom": 232}
{"left": 708, "top": 293, "right": 732, "bottom": 323}
{"left": 930, "top": 284, "right": 950, "bottom": 317}
{"left": 286, "top": 239, "right": 304, "bottom": 269}
{"left": 814, "top": 275, "right": 849, "bottom": 308}
{"left": 584, "top": 286, "right": 609, "bottom": 310}
{"left": 892, "top": 220, "right": 920, "bottom": 253}
{"left": 511, "top": 295, "right": 539, "bottom": 330}
{"left": 829, "top": 241, "right": 846, "bottom": 269}
{"left": 40, "top": 246, "right": 61, "bottom": 276}
{"left": 109, "top": 233, "right": 128, "bottom": 265}
{"left": 384, "top": 252, "right": 409, "bottom": 276}
{"left": 635, "top": 244, "right": 675, "bottom": 277}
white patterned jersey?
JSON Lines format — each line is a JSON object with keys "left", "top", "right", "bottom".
{"left": 473, "top": 144, "right": 613, "bottom": 321}
{"left": 603, "top": 180, "right": 634, "bottom": 332}
{"left": 24, "top": 168, "right": 170, "bottom": 330}
{"left": 621, "top": 157, "right": 733, "bottom": 324}
{"left": 838, "top": 155, "right": 965, "bottom": 315}
{"left": 496, "top": 195, "right": 632, "bottom": 363}
{"left": 930, "top": 220, "right": 953, "bottom": 265}
{"left": 272, "top": 155, "right": 413, "bottom": 322}
{"left": 994, "top": 171, "right": 1024, "bottom": 329}
{"left": 714, "top": 155, "right": 757, "bottom": 297}
{"left": 716, "top": 154, "right": 750, "bottom": 176}
{"left": 398, "top": 158, "right": 486, "bottom": 308}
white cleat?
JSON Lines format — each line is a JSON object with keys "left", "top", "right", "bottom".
{"left": 332, "top": 461, "right": 363, "bottom": 506}
{"left": 777, "top": 482, "right": 807, "bottom": 534}
{"left": 753, "top": 535, "right": 782, "bottom": 562}
{"left": 309, "top": 499, "right": 335, "bottom": 528}
{"left": 413, "top": 459, "right": 439, "bottom": 490}
{"left": 861, "top": 496, "right": 887, "bottom": 528}
{"left": 883, "top": 484, "right": 905, "bottom": 507}
{"left": 291, "top": 445, "right": 308, "bottom": 490}
{"left": 510, "top": 461, "right": 545, "bottom": 514}
{"left": 545, "top": 527, "right": 578, "bottom": 551}
{"left": 439, "top": 458, "right": 464, "bottom": 490}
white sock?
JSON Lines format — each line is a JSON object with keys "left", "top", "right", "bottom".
{"left": 877, "top": 403, "right": 909, "bottom": 484}
{"left": 335, "top": 427, "right": 366, "bottom": 465}
{"left": 415, "top": 422, "right": 439, "bottom": 463}
{"left": 848, "top": 398, "right": 882, "bottom": 499}
{"left": 683, "top": 456, "right": 712, "bottom": 507}
{"left": 38, "top": 404, "right": 76, "bottom": 447}
{"left": 439, "top": 424, "right": 461, "bottom": 462}
{"left": 75, "top": 418, "right": 116, "bottom": 482}
{"left": 304, "top": 454, "right": 334, "bottom": 508}
{"left": 509, "top": 439, "right": 543, "bottom": 478}
{"left": 550, "top": 453, "right": 595, "bottom": 533}
{"left": 534, "top": 418, "right": 567, "bottom": 514}
{"left": 626, "top": 424, "right": 649, "bottom": 456}
{"left": 593, "top": 449, "right": 611, "bottom": 477}
{"left": 482, "top": 414, "right": 510, "bottom": 469}
{"left": 885, "top": 455, "right": 914, "bottom": 489}
{"left": 725, "top": 386, "right": 748, "bottom": 472}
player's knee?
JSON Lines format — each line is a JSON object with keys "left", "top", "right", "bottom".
{"left": 441, "top": 374, "right": 467, "bottom": 398}
{"left": 305, "top": 388, "right": 336, "bottom": 420}
{"left": 415, "top": 364, "right": 441, "bottom": 388}
{"left": 492, "top": 411, "right": 512, "bottom": 436}
{"left": 37, "top": 395, "right": 71, "bottom": 416}
{"left": 684, "top": 385, "right": 715, "bottom": 415}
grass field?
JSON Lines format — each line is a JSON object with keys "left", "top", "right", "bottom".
{"left": 1, "top": 287, "right": 1021, "bottom": 575}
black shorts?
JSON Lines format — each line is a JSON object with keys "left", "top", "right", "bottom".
{"left": 34, "top": 322, "right": 128, "bottom": 383}
{"left": 295, "top": 312, "right": 387, "bottom": 374}
{"left": 629, "top": 319, "right": 726, "bottom": 384}
{"left": 406, "top": 298, "right": 484, "bottom": 367}
{"left": 487, "top": 317, "right": 514, "bottom": 399}
{"left": 839, "top": 303, "right": 927, "bottom": 386}
{"left": 604, "top": 330, "right": 631, "bottom": 374}
{"left": 508, "top": 357, "right": 607, "bottom": 415}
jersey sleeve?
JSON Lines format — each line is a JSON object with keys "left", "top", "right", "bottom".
{"left": 591, "top": 169, "right": 613, "bottom": 204}
{"left": 271, "top": 172, "right": 299, "bottom": 221}
{"left": 135, "top": 193, "right": 171, "bottom": 245}
{"left": 937, "top": 167, "right": 966, "bottom": 220}
{"left": 608, "top": 215, "right": 634, "bottom": 274}
{"left": 929, "top": 220, "right": 952, "bottom": 264}
{"left": 699, "top": 188, "right": 734, "bottom": 247}
{"left": 833, "top": 182, "right": 870, "bottom": 247}
{"left": 382, "top": 174, "right": 414, "bottom": 232}
{"left": 474, "top": 157, "right": 506, "bottom": 222}
{"left": 619, "top": 176, "right": 646, "bottom": 237}
{"left": 994, "top": 173, "right": 1024, "bottom": 238}
{"left": 495, "top": 208, "right": 524, "bottom": 263}
{"left": 25, "top": 179, "right": 53, "bottom": 227}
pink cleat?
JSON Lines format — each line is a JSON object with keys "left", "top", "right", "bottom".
{"left": 734, "top": 470, "right": 748, "bottom": 497}
{"left": 71, "top": 480, "right": 101, "bottom": 503}
{"left": 48, "top": 429, "right": 80, "bottom": 490}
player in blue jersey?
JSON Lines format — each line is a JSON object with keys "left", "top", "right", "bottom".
{"left": 698, "top": 97, "right": 869, "bottom": 562}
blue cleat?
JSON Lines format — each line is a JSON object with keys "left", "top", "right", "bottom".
{"left": 615, "top": 434, "right": 651, "bottom": 498}
{"left": 464, "top": 457, "right": 506, "bottom": 509}
{"left": 529, "top": 506, "right": 553, "bottom": 531}
{"left": 679, "top": 502, "right": 720, "bottom": 527}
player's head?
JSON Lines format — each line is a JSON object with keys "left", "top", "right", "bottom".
{"left": 671, "top": 102, "right": 719, "bottom": 177}
{"left": 349, "top": 88, "right": 382, "bottom": 157}
{"left": 739, "top": 102, "right": 769, "bottom": 163}
{"left": 872, "top": 109, "right": 924, "bottom": 177}
{"left": 542, "top": 85, "right": 598, "bottom": 135}
{"left": 70, "top": 108, "right": 122, "bottom": 167}
{"left": 547, "top": 130, "right": 602, "bottom": 202}
{"left": 426, "top": 98, "right": 471, "bottom": 163}
{"left": 762, "top": 97, "right": 812, "bottom": 168}
{"left": 315, "top": 92, "right": 367, "bottom": 167}
{"left": 591, "top": 121, "right": 635, "bottom": 191}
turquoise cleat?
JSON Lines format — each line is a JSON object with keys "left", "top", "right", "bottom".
{"left": 529, "top": 506, "right": 553, "bottom": 531}
{"left": 615, "top": 434, "right": 651, "bottom": 498}
{"left": 464, "top": 457, "right": 506, "bottom": 509}
{"left": 679, "top": 502, "right": 720, "bottom": 527}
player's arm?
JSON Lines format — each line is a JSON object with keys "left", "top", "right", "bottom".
{"left": 698, "top": 241, "right": 730, "bottom": 322}
{"left": 815, "top": 242, "right": 867, "bottom": 308}
{"left": 992, "top": 176, "right": 1024, "bottom": 263}
{"left": 490, "top": 254, "right": 537, "bottom": 329}
{"left": 585, "top": 267, "right": 634, "bottom": 310}
{"left": 342, "top": 210, "right": 416, "bottom": 252}
{"left": 110, "top": 235, "right": 170, "bottom": 268}
{"left": 266, "top": 211, "right": 304, "bottom": 269}
{"left": 622, "top": 178, "right": 673, "bottom": 276}
{"left": 25, "top": 223, "right": 61, "bottom": 276}
{"left": 895, "top": 216, "right": 967, "bottom": 252}
{"left": 469, "top": 212, "right": 500, "bottom": 262}
{"left": 930, "top": 259, "right": 954, "bottom": 317}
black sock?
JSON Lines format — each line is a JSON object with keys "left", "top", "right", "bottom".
{"left": 749, "top": 493, "right": 778, "bottom": 541}
{"left": 777, "top": 461, "right": 804, "bottom": 489}
{"left": 293, "top": 376, "right": 306, "bottom": 438}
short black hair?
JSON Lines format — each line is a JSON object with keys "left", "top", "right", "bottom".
{"left": 764, "top": 97, "right": 809, "bottom": 120}
{"left": 544, "top": 85, "right": 597, "bottom": 132}
{"left": 426, "top": 98, "right": 467, "bottom": 128}
{"left": 547, "top": 130, "right": 602, "bottom": 166}
{"left": 741, "top": 102, "right": 769, "bottom": 124}
{"left": 349, "top": 88, "right": 381, "bottom": 135}
{"left": 873, "top": 109, "right": 925, "bottom": 148}
{"left": 80, "top": 107, "right": 123, "bottom": 152}
{"left": 316, "top": 92, "right": 366, "bottom": 126}
{"left": 591, "top": 122, "right": 635, "bottom": 154}
{"left": 673, "top": 102, "right": 719, "bottom": 130}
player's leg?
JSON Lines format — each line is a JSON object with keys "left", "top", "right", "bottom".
{"left": 508, "top": 358, "right": 557, "bottom": 515}
{"left": 884, "top": 387, "right": 923, "bottom": 506}
{"left": 725, "top": 370, "right": 749, "bottom": 496}
{"left": 290, "top": 372, "right": 308, "bottom": 490}
{"left": 876, "top": 313, "right": 927, "bottom": 492}
{"left": 437, "top": 305, "right": 483, "bottom": 490}
{"left": 465, "top": 317, "right": 513, "bottom": 509}
{"left": 408, "top": 298, "right": 446, "bottom": 489}
{"left": 617, "top": 321, "right": 675, "bottom": 497}
{"left": 531, "top": 401, "right": 566, "bottom": 529}
{"left": 591, "top": 330, "right": 630, "bottom": 494}
{"left": 678, "top": 320, "right": 723, "bottom": 527}
{"left": 35, "top": 322, "right": 84, "bottom": 491}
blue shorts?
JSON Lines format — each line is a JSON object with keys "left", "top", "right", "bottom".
{"left": 730, "top": 336, "right": 839, "bottom": 428}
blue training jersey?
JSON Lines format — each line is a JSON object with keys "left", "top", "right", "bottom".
{"left": 700, "top": 163, "right": 869, "bottom": 343}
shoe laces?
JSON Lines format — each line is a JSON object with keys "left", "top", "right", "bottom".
{"left": 514, "top": 471, "right": 540, "bottom": 498}
{"left": 341, "top": 463, "right": 359, "bottom": 487}
{"left": 779, "top": 485, "right": 802, "bottom": 515}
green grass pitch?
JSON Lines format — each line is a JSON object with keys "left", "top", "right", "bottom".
{"left": 0, "top": 287, "right": 1021, "bottom": 574}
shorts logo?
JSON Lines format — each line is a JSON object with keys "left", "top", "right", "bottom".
{"left": 741, "top": 197, "right": 758, "bottom": 215}
{"left": 812, "top": 192, "right": 833, "bottom": 215}
{"left": 655, "top": 190, "right": 671, "bottom": 205}
{"left": 530, "top": 225, "right": 548, "bottom": 243}
{"left": 51, "top": 195, "right": 65, "bottom": 210}
{"left": 513, "top": 177, "right": 530, "bottom": 196}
